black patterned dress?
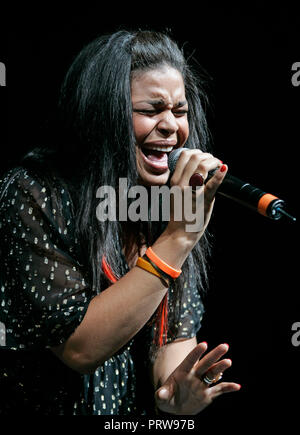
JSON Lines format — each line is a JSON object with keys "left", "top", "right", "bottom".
{"left": 0, "top": 167, "right": 204, "bottom": 415}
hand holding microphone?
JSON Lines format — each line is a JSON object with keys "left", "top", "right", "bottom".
{"left": 165, "top": 148, "right": 228, "bottom": 238}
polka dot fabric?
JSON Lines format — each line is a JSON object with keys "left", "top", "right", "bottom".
{"left": 0, "top": 167, "right": 204, "bottom": 415}
{"left": 0, "top": 168, "right": 90, "bottom": 350}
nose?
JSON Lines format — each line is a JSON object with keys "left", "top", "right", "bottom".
{"left": 157, "top": 111, "right": 179, "bottom": 137}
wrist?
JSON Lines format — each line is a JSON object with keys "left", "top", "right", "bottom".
{"left": 152, "top": 227, "right": 196, "bottom": 270}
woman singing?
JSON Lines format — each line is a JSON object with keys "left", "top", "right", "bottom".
{"left": 0, "top": 29, "right": 240, "bottom": 415}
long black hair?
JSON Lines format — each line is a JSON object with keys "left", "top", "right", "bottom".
{"left": 21, "top": 29, "right": 213, "bottom": 348}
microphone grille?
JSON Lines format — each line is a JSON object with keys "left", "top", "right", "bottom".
{"left": 168, "top": 148, "right": 185, "bottom": 173}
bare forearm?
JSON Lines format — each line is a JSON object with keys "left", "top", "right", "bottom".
{"left": 52, "top": 229, "right": 194, "bottom": 374}
{"left": 63, "top": 267, "right": 166, "bottom": 373}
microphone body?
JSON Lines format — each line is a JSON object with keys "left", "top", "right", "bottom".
{"left": 168, "top": 148, "right": 295, "bottom": 221}
{"left": 214, "top": 173, "right": 284, "bottom": 220}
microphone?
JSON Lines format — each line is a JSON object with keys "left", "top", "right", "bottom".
{"left": 168, "top": 148, "right": 296, "bottom": 222}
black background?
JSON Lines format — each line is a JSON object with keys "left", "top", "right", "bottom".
{"left": 0, "top": 4, "right": 299, "bottom": 427}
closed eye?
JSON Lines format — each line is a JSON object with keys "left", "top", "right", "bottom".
{"left": 133, "top": 109, "right": 188, "bottom": 116}
{"left": 133, "top": 109, "right": 158, "bottom": 115}
{"left": 173, "top": 110, "right": 189, "bottom": 116}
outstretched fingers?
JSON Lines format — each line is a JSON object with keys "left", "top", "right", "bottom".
{"left": 179, "top": 342, "right": 208, "bottom": 374}
{"left": 208, "top": 382, "right": 241, "bottom": 399}
{"left": 194, "top": 343, "right": 230, "bottom": 378}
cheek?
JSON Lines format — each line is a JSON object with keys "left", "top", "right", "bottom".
{"left": 179, "top": 118, "right": 189, "bottom": 144}
{"left": 133, "top": 115, "right": 155, "bottom": 144}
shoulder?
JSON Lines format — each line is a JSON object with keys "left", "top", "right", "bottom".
{"left": 1, "top": 166, "right": 64, "bottom": 198}
{"left": 0, "top": 166, "right": 77, "bottom": 246}
{"left": 1, "top": 167, "right": 48, "bottom": 204}
{"left": 1, "top": 166, "right": 73, "bottom": 213}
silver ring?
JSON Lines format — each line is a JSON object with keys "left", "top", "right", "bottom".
{"left": 202, "top": 372, "right": 223, "bottom": 386}
{"left": 216, "top": 372, "right": 223, "bottom": 382}
{"left": 202, "top": 374, "right": 216, "bottom": 386}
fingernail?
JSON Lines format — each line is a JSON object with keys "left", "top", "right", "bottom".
{"left": 202, "top": 342, "right": 208, "bottom": 346}
{"left": 220, "top": 164, "right": 227, "bottom": 173}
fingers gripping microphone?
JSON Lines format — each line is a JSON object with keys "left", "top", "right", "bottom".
{"left": 168, "top": 148, "right": 296, "bottom": 222}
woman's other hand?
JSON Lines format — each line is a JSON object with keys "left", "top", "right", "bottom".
{"left": 155, "top": 342, "right": 241, "bottom": 415}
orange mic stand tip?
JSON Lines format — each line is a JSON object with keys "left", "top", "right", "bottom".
{"left": 257, "top": 193, "right": 279, "bottom": 217}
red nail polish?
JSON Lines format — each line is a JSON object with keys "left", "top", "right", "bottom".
{"left": 202, "top": 342, "right": 208, "bottom": 346}
{"left": 220, "top": 164, "right": 227, "bottom": 173}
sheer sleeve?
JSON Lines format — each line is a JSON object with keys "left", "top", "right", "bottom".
{"left": 167, "top": 277, "right": 204, "bottom": 343}
{"left": 0, "top": 168, "right": 93, "bottom": 350}
{"left": 173, "top": 280, "right": 204, "bottom": 340}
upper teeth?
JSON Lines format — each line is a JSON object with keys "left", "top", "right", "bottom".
{"left": 145, "top": 146, "right": 174, "bottom": 152}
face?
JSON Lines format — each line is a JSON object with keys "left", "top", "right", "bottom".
{"left": 131, "top": 66, "right": 189, "bottom": 186}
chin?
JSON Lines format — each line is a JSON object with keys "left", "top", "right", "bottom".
{"left": 138, "top": 170, "right": 170, "bottom": 187}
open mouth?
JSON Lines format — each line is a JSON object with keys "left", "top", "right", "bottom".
{"left": 140, "top": 146, "right": 174, "bottom": 173}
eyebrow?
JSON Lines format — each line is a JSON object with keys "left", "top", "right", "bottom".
{"left": 140, "top": 99, "right": 188, "bottom": 107}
